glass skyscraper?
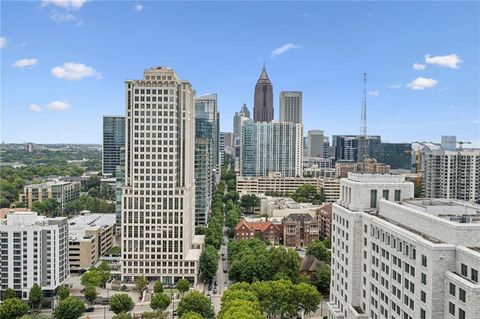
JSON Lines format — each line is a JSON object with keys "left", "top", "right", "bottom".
{"left": 103, "top": 115, "right": 125, "bottom": 176}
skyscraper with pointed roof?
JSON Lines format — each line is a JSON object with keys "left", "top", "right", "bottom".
{"left": 253, "top": 65, "right": 274, "bottom": 122}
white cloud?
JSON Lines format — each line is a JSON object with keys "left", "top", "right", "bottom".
{"left": 48, "top": 100, "right": 71, "bottom": 111}
{"left": 50, "top": 12, "right": 76, "bottom": 22}
{"left": 407, "top": 77, "right": 439, "bottom": 90}
{"left": 368, "top": 91, "right": 380, "bottom": 97}
{"left": 12, "top": 58, "right": 38, "bottom": 68}
{"left": 412, "top": 63, "right": 426, "bottom": 70}
{"left": 51, "top": 62, "right": 102, "bottom": 80}
{"left": 134, "top": 3, "right": 143, "bottom": 11}
{"left": 425, "top": 54, "right": 462, "bottom": 69}
{"left": 270, "top": 43, "right": 300, "bottom": 57}
{"left": 28, "top": 104, "right": 42, "bottom": 112}
{"left": 388, "top": 83, "right": 402, "bottom": 89}
{"left": 0, "top": 37, "right": 6, "bottom": 49}
{"left": 42, "top": 0, "right": 87, "bottom": 10}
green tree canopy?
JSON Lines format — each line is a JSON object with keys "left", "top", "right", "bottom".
{"left": 29, "top": 283, "right": 44, "bottom": 309}
{"left": 150, "top": 293, "right": 170, "bottom": 312}
{"left": 313, "top": 265, "right": 331, "bottom": 293}
{"left": 96, "top": 261, "right": 112, "bottom": 287}
{"left": 291, "top": 184, "right": 324, "bottom": 205}
{"left": 53, "top": 296, "right": 85, "bottom": 319}
{"left": 81, "top": 269, "right": 101, "bottom": 288}
{"left": 199, "top": 245, "right": 219, "bottom": 281}
{"left": 4, "top": 288, "right": 18, "bottom": 300}
{"left": 179, "top": 312, "right": 204, "bottom": 319}
{"left": 57, "top": 285, "right": 70, "bottom": 301}
{"left": 84, "top": 286, "right": 98, "bottom": 306}
{"left": 109, "top": 294, "right": 135, "bottom": 314}
{"left": 0, "top": 297, "right": 29, "bottom": 319}
{"left": 240, "top": 195, "right": 260, "bottom": 213}
{"left": 306, "top": 240, "right": 331, "bottom": 263}
{"left": 294, "top": 282, "right": 321, "bottom": 314}
{"left": 218, "top": 299, "right": 265, "bottom": 319}
{"left": 176, "top": 279, "right": 190, "bottom": 295}
{"left": 112, "top": 313, "right": 133, "bottom": 319}
{"left": 153, "top": 281, "right": 164, "bottom": 294}
{"left": 134, "top": 275, "right": 149, "bottom": 292}
{"left": 177, "top": 291, "right": 214, "bottom": 319}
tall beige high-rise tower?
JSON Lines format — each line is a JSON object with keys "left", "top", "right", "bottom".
{"left": 279, "top": 91, "right": 302, "bottom": 123}
{"left": 121, "top": 67, "right": 204, "bottom": 285}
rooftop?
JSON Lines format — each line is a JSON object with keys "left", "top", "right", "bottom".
{"left": 68, "top": 213, "right": 116, "bottom": 241}
{"left": 402, "top": 199, "right": 480, "bottom": 221}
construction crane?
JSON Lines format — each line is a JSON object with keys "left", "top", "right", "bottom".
{"left": 457, "top": 141, "right": 471, "bottom": 151}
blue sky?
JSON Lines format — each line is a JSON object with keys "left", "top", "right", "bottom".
{"left": 2, "top": 1, "right": 479, "bottom": 145}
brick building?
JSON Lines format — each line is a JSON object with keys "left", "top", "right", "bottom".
{"left": 318, "top": 203, "right": 333, "bottom": 238}
{"left": 283, "top": 213, "right": 321, "bottom": 248}
{"left": 234, "top": 220, "right": 283, "bottom": 244}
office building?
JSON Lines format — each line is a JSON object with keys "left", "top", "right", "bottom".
{"left": 194, "top": 94, "right": 219, "bottom": 226}
{"left": 323, "top": 136, "right": 332, "bottom": 158}
{"left": 103, "top": 116, "right": 125, "bottom": 176}
{"left": 240, "top": 120, "right": 303, "bottom": 177}
{"left": 318, "top": 178, "right": 341, "bottom": 202}
{"left": 253, "top": 65, "right": 274, "bottom": 122}
{"left": 422, "top": 149, "right": 480, "bottom": 203}
{"left": 22, "top": 180, "right": 81, "bottom": 214}
{"left": 308, "top": 130, "right": 324, "bottom": 158}
{"left": 0, "top": 212, "right": 68, "bottom": 299}
{"left": 115, "top": 147, "right": 125, "bottom": 226}
{"left": 441, "top": 135, "right": 457, "bottom": 151}
{"left": 333, "top": 135, "right": 381, "bottom": 162}
{"left": 24, "top": 142, "right": 34, "bottom": 153}
{"left": 279, "top": 91, "right": 302, "bottom": 123}
{"left": 335, "top": 159, "right": 390, "bottom": 178}
{"left": 373, "top": 143, "right": 412, "bottom": 170}
{"left": 121, "top": 67, "right": 204, "bottom": 285}
{"left": 68, "top": 212, "right": 116, "bottom": 273}
{"left": 233, "top": 103, "right": 250, "bottom": 137}
{"left": 219, "top": 132, "right": 225, "bottom": 165}
{"left": 328, "top": 173, "right": 480, "bottom": 319}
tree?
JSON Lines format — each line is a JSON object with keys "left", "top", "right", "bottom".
{"left": 81, "top": 269, "right": 101, "bottom": 288}
{"left": 218, "top": 299, "right": 265, "bottom": 319}
{"left": 150, "top": 293, "right": 170, "bottom": 312}
{"left": 84, "top": 286, "right": 98, "bottom": 306}
{"left": 53, "top": 296, "right": 85, "bottom": 319}
{"left": 176, "top": 279, "right": 190, "bottom": 296}
{"left": 199, "top": 245, "right": 219, "bottom": 281}
{"left": 225, "top": 209, "right": 240, "bottom": 230}
{"left": 177, "top": 291, "right": 214, "bottom": 319}
{"left": 96, "top": 261, "right": 111, "bottom": 287}
{"left": 306, "top": 240, "right": 331, "bottom": 263}
{"left": 240, "top": 195, "right": 260, "bottom": 213}
{"left": 58, "top": 285, "right": 70, "bottom": 300}
{"left": 313, "top": 265, "right": 331, "bottom": 293}
{"left": 292, "top": 184, "right": 324, "bottom": 205}
{"left": 32, "top": 198, "right": 60, "bottom": 217}
{"left": 0, "top": 298, "right": 29, "bottom": 319}
{"left": 224, "top": 190, "right": 239, "bottom": 203}
{"left": 267, "top": 247, "right": 300, "bottom": 283}
{"left": 134, "top": 275, "right": 149, "bottom": 292}
{"left": 295, "top": 282, "right": 321, "bottom": 314}
{"left": 4, "top": 288, "right": 18, "bottom": 300}
{"left": 29, "top": 283, "right": 44, "bottom": 309}
{"left": 180, "top": 313, "right": 204, "bottom": 319}
{"left": 109, "top": 293, "right": 135, "bottom": 314}
{"left": 153, "top": 281, "right": 164, "bottom": 294}
{"left": 142, "top": 311, "right": 167, "bottom": 319}
{"left": 19, "top": 314, "right": 51, "bottom": 319}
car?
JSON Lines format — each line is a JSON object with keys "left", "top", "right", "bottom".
{"left": 85, "top": 307, "right": 95, "bottom": 312}
{"left": 214, "top": 280, "right": 217, "bottom": 285}
{"left": 221, "top": 251, "right": 225, "bottom": 256}
{"left": 222, "top": 255, "right": 226, "bottom": 261}
{"left": 223, "top": 267, "right": 227, "bottom": 273}
{"left": 213, "top": 288, "right": 217, "bottom": 294}
{"left": 173, "top": 310, "right": 177, "bottom": 317}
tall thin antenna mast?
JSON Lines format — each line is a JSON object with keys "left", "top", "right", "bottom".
{"left": 360, "top": 73, "right": 367, "bottom": 169}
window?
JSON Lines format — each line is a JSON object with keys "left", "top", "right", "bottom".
{"left": 459, "top": 288, "right": 466, "bottom": 302}
{"left": 394, "top": 190, "right": 401, "bottom": 201}
{"left": 461, "top": 264, "right": 467, "bottom": 276}
{"left": 420, "top": 308, "right": 426, "bottom": 319}
{"left": 449, "top": 283, "right": 456, "bottom": 296}
{"left": 458, "top": 308, "right": 465, "bottom": 319}
{"left": 471, "top": 269, "right": 478, "bottom": 283}
{"left": 421, "top": 273, "right": 426, "bottom": 285}
{"left": 421, "top": 290, "right": 426, "bottom": 302}
{"left": 448, "top": 302, "right": 455, "bottom": 315}
{"left": 370, "top": 190, "right": 377, "bottom": 209}
{"left": 421, "top": 255, "right": 427, "bottom": 267}
{"left": 382, "top": 190, "right": 389, "bottom": 200}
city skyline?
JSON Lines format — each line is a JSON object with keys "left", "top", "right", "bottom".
{"left": 2, "top": 1, "right": 479, "bottom": 145}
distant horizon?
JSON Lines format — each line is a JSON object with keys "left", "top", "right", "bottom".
{"left": 2, "top": 1, "right": 479, "bottom": 146}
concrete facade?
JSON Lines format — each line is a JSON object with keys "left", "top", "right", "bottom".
{"left": 328, "top": 173, "right": 480, "bottom": 319}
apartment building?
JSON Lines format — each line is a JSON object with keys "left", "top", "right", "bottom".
{"left": 22, "top": 180, "right": 81, "bottom": 213}
{"left": 234, "top": 220, "right": 283, "bottom": 244}
{"left": 283, "top": 213, "right": 321, "bottom": 248}
{"left": 328, "top": 173, "right": 480, "bottom": 319}
{"left": 0, "top": 212, "right": 69, "bottom": 300}
{"left": 68, "top": 213, "right": 116, "bottom": 273}
{"left": 422, "top": 149, "right": 480, "bottom": 203}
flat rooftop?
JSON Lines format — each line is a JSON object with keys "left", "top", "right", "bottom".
{"left": 69, "top": 213, "right": 116, "bottom": 241}
{"left": 402, "top": 199, "right": 480, "bottom": 221}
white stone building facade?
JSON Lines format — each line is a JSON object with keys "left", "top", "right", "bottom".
{"left": 328, "top": 173, "right": 480, "bottom": 319}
